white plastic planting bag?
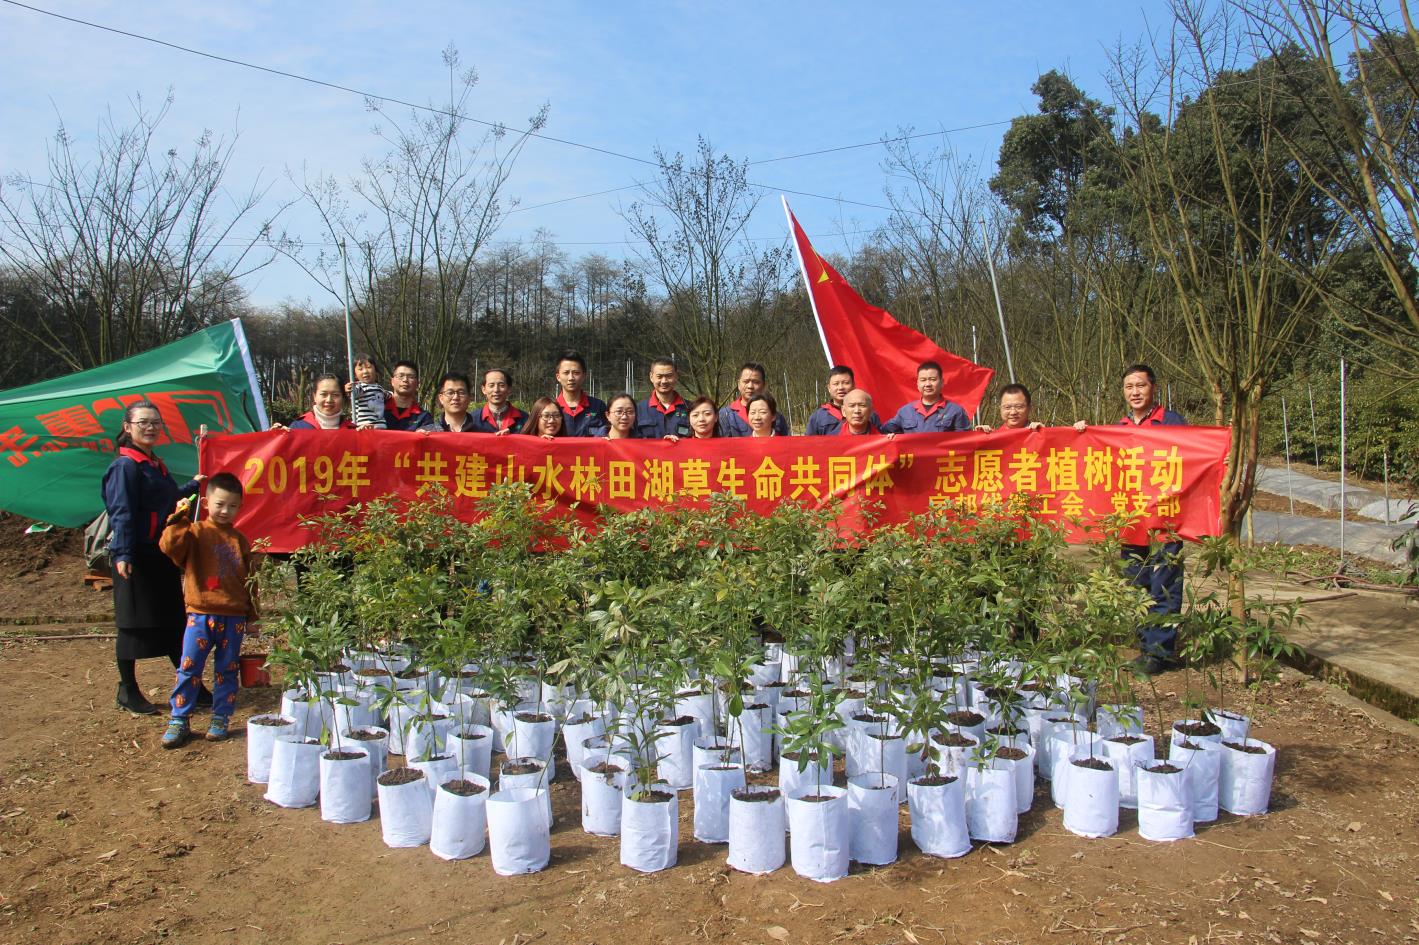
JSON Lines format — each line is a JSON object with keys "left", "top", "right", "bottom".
{"left": 656, "top": 721, "right": 697, "bottom": 790}
{"left": 385, "top": 700, "right": 416, "bottom": 756}
{"left": 675, "top": 691, "right": 715, "bottom": 742}
{"left": 966, "top": 761, "right": 1017, "bottom": 843}
{"left": 1218, "top": 739, "right": 1275, "bottom": 816}
{"left": 264, "top": 737, "right": 321, "bottom": 808}
{"left": 727, "top": 791, "right": 786, "bottom": 874}
{"left": 730, "top": 705, "right": 774, "bottom": 773}
{"left": 861, "top": 733, "right": 908, "bottom": 804}
{"left": 333, "top": 687, "right": 378, "bottom": 734}
{"left": 409, "top": 753, "right": 459, "bottom": 799}
{"left": 1002, "top": 744, "right": 1036, "bottom": 815}
{"left": 580, "top": 761, "right": 626, "bottom": 836}
{"left": 445, "top": 724, "right": 493, "bottom": 781}
{"left": 487, "top": 788, "right": 551, "bottom": 875}
{"left": 907, "top": 775, "right": 971, "bottom": 858}
{"left": 500, "top": 761, "right": 554, "bottom": 825}
{"left": 430, "top": 773, "right": 491, "bottom": 860}
{"left": 343, "top": 726, "right": 388, "bottom": 800}
{"left": 620, "top": 790, "right": 679, "bottom": 873}
{"left": 1062, "top": 747, "right": 1119, "bottom": 838}
{"left": 564, "top": 711, "right": 605, "bottom": 781}
{"left": 280, "top": 690, "right": 322, "bottom": 742}
{"left": 510, "top": 707, "right": 557, "bottom": 766}
{"left": 1096, "top": 704, "right": 1145, "bottom": 739}
{"left": 377, "top": 772, "right": 433, "bottom": 847}
{"left": 847, "top": 774, "right": 900, "bottom": 865}
{"left": 1102, "top": 734, "right": 1154, "bottom": 809}
{"left": 491, "top": 704, "right": 516, "bottom": 755}
{"left": 1037, "top": 714, "right": 1086, "bottom": 778}
{"left": 1137, "top": 764, "right": 1194, "bottom": 841}
{"left": 319, "top": 749, "right": 371, "bottom": 824}
{"left": 779, "top": 754, "right": 833, "bottom": 802}
{"left": 1171, "top": 739, "right": 1221, "bottom": 823}
{"left": 786, "top": 787, "right": 849, "bottom": 882}
{"left": 1213, "top": 711, "right": 1252, "bottom": 744}
{"left": 1050, "top": 730, "right": 1102, "bottom": 808}
{"left": 693, "top": 764, "right": 744, "bottom": 843}
{"left": 404, "top": 714, "right": 457, "bottom": 765}
{"left": 692, "top": 737, "right": 740, "bottom": 776}
{"left": 1170, "top": 719, "right": 1223, "bottom": 750}
{"left": 246, "top": 715, "right": 294, "bottom": 784}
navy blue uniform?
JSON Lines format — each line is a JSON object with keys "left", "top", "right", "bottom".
{"left": 881, "top": 399, "right": 971, "bottom": 434}
{"left": 718, "top": 400, "right": 791, "bottom": 438}
{"left": 805, "top": 402, "right": 882, "bottom": 436}
{"left": 636, "top": 394, "right": 690, "bottom": 439}
{"left": 101, "top": 447, "right": 199, "bottom": 659}
{"left": 468, "top": 403, "right": 527, "bottom": 434}
{"left": 557, "top": 391, "right": 608, "bottom": 438}
{"left": 1119, "top": 403, "right": 1188, "bottom": 659}
{"left": 383, "top": 397, "right": 434, "bottom": 432}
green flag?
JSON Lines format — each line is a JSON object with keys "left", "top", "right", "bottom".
{"left": 0, "top": 319, "right": 268, "bottom": 527}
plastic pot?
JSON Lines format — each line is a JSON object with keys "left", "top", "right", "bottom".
{"left": 693, "top": 764, "right": 744, "bottom": 844}
{"left": 727, "top": 789, "right": 786, "bottom": 874}
{"left": 966, "top": 760, "right": 1017, "bottom": 844}
{"left": 847, "top": 773, "right": 900, "bottom": 865}
{"left": 1169, "top": 738, "right": 1222, "bottom": 823}
{"left": 1218, "top": 739, "right": 1275, "bottom": 816}
{"left": 343, "top": 725, "right": 388, "bottom": 800}
{"left": 487, "top": 788, "right": 551, "bottom": 874}
{"left": 245, "top": 714, "right": 294, "bottom": 784}
{"left": 1062, "top": 750, "right": 1119, "bottom": 838}
{"left": 1102, "top": 734, "right": 1155, "bottom": 810}
{"left": 377, "top": 769, "right": 433, "bottom": 847}
{"left": 238, "top": 653, "right": 271, "bottom": 687}
{"left": 445, "top": 724, "right": 494, "bottom": 781}
{"left": 430, "top": 774, "right": 491, "bottom": 860}
{"left": 620, "top": 788, "right": 678, "bottom": 873}
{"left": 500, "top": 757, "right": 554, "bottom": 825}
{"left": 319, "top": 748, "right": 371, "bottom": 824}
{"left": 264, "top": 736, "right": 321, "bottom": 809}
{"left": 907, "top": 774, "right": 971, "bottom": 858}
{"left": 785, "top": 785, "right": 849, "bottom": 882}
{"left": 579, "top": 760, "right": 627, "bottom": 836}
{"left": 1137, "top": 763, "right": 1194, "bottom": 841}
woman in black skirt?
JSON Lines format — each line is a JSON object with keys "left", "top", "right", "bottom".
{"left": 101, "top": 401, "right": 205, "bottom": 714}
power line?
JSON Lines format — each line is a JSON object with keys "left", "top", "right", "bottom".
{"left": 0, "top": 0, "right": 660, "bottom": 168}
{"left": 749, "top": 120, "right": 1016, "bottom": 166}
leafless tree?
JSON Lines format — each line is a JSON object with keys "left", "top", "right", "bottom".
{"left": 288, "top": 46, "right": 547, "bottom": 394}
{"left": 0, "top": 93, "right": 275, "bottom": 371}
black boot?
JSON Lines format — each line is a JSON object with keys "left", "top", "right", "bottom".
{"left": 116, "top": 681, "right": 160, "bottom": 715}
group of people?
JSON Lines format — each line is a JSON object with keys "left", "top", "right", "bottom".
{"left": 99, "top": 355, "right": 1187, "bottom": 743}
{"left": 280, "top": 352, "right": 1053, "bottom": 443}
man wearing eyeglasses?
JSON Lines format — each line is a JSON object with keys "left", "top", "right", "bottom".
{"left": 430, "top": 372, "right": 477, "bottom": 432}
{"left": 975, "top": 384, "right": 1045, "bottom": 433}
{"left": 383, "top": 360, "right": 433, "bottom": 431}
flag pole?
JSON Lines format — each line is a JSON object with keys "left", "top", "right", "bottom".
{"left": 782, "top": 196, "right": 834, "bottom": 367}
{"left": 340, "top": 239, "right": 356, "bottom": 403}
{"left": 978, "top": 218, "right": 1016, "bottom": 384}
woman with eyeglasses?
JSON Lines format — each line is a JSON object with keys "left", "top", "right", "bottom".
{"left": 602, "top": 393, "right": 639, "bottom": 440}
{"left": 101, "top": 401, "right": 206, "bottom": 715}
{"left": 521, "top": 397, "right": 567, "bottom": 439}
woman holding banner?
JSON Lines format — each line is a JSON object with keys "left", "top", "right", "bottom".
{"left": 603, "top": 394, "right": 639, "bottom": 440}
{"left": 102, "top": 401, "right": 205, "bottom": 715}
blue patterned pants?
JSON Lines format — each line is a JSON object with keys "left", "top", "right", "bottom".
{"left": 171, "top": 613, "right": 245, "bottom": 719}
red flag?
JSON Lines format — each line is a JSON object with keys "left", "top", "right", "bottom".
{"left": 784, "top": 200, "right": 994, "bottom": 418}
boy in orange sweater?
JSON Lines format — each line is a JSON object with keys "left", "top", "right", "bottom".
{"left": 157, "top": 472, "right": 258, "bottom": 749}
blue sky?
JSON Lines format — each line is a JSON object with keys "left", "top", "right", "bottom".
{"left": 0, "top": 0, "right": 1168, "bottom": 306}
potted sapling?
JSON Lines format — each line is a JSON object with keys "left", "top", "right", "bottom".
{"left": 776, "top": 680, "right": 850, "bottom": 882}
{"left": 899, "top": 659, "right": 972, "bottom": 860}
{"left": 426, "top": 610, "right": 491, "bottom": 861}
{"left": 262, "top": 615, "right": 332, "bottom": 811}
{"left": 1218, "top": 602, "right": 1300, "bottom": 816}
{"left": 586, "top": 578, "right": 679, "bottom": 873}
{"left": 1135, "top": 667, "right": 1193, "bottom": 842}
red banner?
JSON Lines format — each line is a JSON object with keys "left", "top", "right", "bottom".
{"left": 199, "top": 427, "right": 1230, "bottom": 552}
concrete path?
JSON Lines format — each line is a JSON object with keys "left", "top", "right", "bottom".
{"left": 1256, "top": 465, "right": 1418, "bottom": 523}
{"left": 1250, "top": 509, "right": 1412, "bottom": 566}
{"left": 1249, "top": 576, "right": 1419, "bottom": 724}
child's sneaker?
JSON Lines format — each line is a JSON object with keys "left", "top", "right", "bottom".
{"left": 205, "top": 716, "right": 230, "bottom": 742}
{"left": 161, "top": 718, "right": 190, "bottom": 750}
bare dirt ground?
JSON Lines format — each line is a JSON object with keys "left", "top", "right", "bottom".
{"left": 2, "top": 525, "right": 1418, "bottom": 945}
